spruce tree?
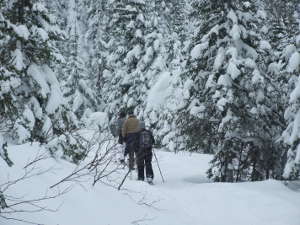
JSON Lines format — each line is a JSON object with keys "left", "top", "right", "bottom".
{"left": 100, "top": 0, "right": 169, "bottom": 122}
{"left": 85, "top": 0, "right": 110, "bottom": 90}
{"left": 264, "top": 0, "right": 300, "bottom": 180}
{"left": 0, "top": 0, "right": 85, "bottom": 163}
{"left": 180, "top": 0, "right": 285, "bottom": 181}
{"left": 62, "top": 0, "right": 99, "bottom": 119}
{"left": 282, "top": 36, "right": 300, "bottom": 179}
{"left": 178, "top": 0, "right": 226, "bottom": 154}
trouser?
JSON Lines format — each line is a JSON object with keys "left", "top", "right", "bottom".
{"left": 136, "top": 148, "right": 154, "bottom": 180}
{"left": 125, "top": 133, "right": 139, "bottom": 170}
{"left": 118, "top": 131, "right": 124, "bottom": 144}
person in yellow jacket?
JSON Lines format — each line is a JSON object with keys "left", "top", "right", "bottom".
{"left": 122, "top": 108, "right": 140, "bottom": 170}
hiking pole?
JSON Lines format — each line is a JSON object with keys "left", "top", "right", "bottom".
{"left": 118, "top": 169, "right": 131, "bottom": 190}
{"left": 153, "top": 150, "right": 165, "bottom": 183}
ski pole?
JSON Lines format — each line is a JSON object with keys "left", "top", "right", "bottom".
{"left": 118, "top": 169, "right": 131, "bottom": 190}
{"left": 153, "top": 150, "right": 165, "bottom": 183}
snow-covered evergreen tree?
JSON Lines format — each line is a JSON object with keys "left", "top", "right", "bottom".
{"left": 282, "top": 30, "right": 300, "bottom": 179}
{"left": 99, "top": 0, "right": 169, "bottom": 123}
{"left": 178, "top": 0, "right": 225, "bottom": 154}
{"left": 283, "top": 43, "right": 300, "bottom": 179}
{"left": 161, "top": 0, "right": 187, "bottom": 42}
{"left": 142, "top": 0, "right": 189, "bottom": 151}
{"left": 179, "top": 0, "right": 285, "bottom": 181}
{"left": 262, "top": 0, "right": 300, "bottom": 180}
{"left": 0, "top": 0, "right": 85, "bottom": 163}
{"left": 265, "top": 0, "right": 299, "bottom": 50}
{"left": 2, "top": 0, "right": 298, "bottom": 181}
{"left": 62, "top": 0, "right": 99, "bottom": 119}
{"left": 85, "top": 0, "right": 110, "bottom": 90}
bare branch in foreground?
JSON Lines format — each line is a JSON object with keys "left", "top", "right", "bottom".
{"left": 50, "top": 129, "right": 122, "bottom": 189}
{"left": 0, "top": 150, "right": 71, "bottom": 224}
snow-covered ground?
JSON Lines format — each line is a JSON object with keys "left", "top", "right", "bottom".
{"left": 1, "top": 142, "right": 300, "bottom": 225}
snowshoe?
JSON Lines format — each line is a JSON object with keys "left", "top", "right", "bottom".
{"left": 146, "top": 177, "right": 154, "bottom": 185}
{"left": 119, "top": 159, "right": 127, "bottom": 169}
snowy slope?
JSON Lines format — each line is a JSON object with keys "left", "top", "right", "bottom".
{"left": 1, "top": 141, "right": 300, "bottom": 225}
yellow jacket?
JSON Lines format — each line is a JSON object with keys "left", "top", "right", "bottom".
{"left": 122, "top": 115, "right": 140, "bottom": 137}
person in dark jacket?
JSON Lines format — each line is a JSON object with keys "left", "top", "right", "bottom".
{"left": 122, "top": 108, "right": 140, "bottom": 170}
{"left": 116, "top": 111, "right": 126, "bottom": 144}
{"left": 136, "top": 121, "right": 155, "bottom": 182}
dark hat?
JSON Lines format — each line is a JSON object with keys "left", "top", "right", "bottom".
{"left": 127, "top": 107, "right": 135, "bottom": 115}
{"left": 119, "top": 111, "right": 126, "bottom": 118}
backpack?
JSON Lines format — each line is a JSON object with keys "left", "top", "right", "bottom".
{"left": 139, "top": 130, "right": 153, "bottom": 149}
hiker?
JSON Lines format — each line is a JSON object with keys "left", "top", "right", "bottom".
{"left": 116, "top": 111, "right": 126, "bottom": 144}
{"left": 116, "top": 111, "right": 127, "bottom": 164}
{"left": 136, "top": 121, "right": 155, "bottom": 182}
{"left": 122, "top": 108, "right": 140, "bottom": 170}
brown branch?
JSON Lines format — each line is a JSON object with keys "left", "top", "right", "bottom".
{"left": 50, "top": 130, "right": 120, "bottom": 189}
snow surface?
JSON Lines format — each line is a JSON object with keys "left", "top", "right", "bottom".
{"left": 1, "top": 141, "right": 300, "bottom": 225}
